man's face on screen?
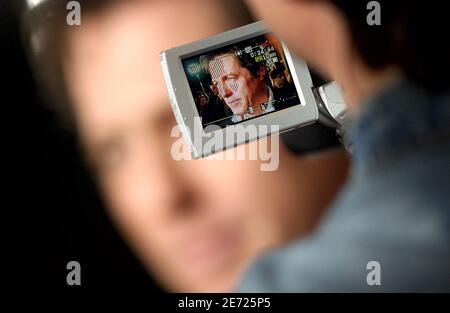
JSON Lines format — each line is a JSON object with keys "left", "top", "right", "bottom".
{"left": 61, "top": 0, "right": 331, "bottom": 292}
{"left": 209, "top": 54, "right": 264, "bottom": 116}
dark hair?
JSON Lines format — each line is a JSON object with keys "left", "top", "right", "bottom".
{"left": 269, "top": 66, "right": 285, "bottom": 80}
{"left": 23, "top": 0, "right": 121, "bottom": 128}
{"left": 201, "top": 48, "right": 263, "bottom": 80}
{"left": 331, "top": 0, "right": 449, "bottom": 93}
{"left": 201, "top": 34, "right": 270, "bottom": 79}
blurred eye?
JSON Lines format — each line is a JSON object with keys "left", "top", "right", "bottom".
{"left": 226, "top": 75, "right": 238, "bottom": 83}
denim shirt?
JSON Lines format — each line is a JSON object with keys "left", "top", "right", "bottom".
{"left": 238, "top": 79, "right": 450, "bottom": 292}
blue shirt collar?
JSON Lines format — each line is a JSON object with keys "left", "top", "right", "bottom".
{"left": 347, "top": 79, "right": 450, "bottom": 173}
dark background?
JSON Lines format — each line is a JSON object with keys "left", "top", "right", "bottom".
{"left": 3, "top": 0, "right": 160, "bottom": 289}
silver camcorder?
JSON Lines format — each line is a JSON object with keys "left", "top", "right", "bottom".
{"left": 160, "top": 21, "right": 347, "bottom": 159}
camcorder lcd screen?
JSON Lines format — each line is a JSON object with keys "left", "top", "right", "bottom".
{"left": 182, "top": 33, "right": 302, "bottom": 131}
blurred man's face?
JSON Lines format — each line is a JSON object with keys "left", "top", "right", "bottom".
{"left": 272, "top": 73, "right": 286, "bottom": 89}
{"left": 209, "top": 54, "right": 266, "bottom": 116}
{"left": 62, "top": 0, "right": 345, "bottom": 292}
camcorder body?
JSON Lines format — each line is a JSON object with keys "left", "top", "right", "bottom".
{"left": 161, "top": 21, "right": 347, "bottom": 159}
